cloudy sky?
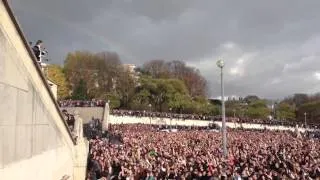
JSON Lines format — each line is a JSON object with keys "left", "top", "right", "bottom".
{"left": 9, "top": 0, "right": 320, "bottom": 99}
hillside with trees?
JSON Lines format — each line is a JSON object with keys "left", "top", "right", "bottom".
{"left": 46, "top": 50, "right": 320, "bottom": 124}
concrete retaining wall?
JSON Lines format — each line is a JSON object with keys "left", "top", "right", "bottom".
{"left": 63, "top": 107, "right": 104, "bottom": 123}
{"left": 0, "top": 1, "right": 84, "bottom": 179}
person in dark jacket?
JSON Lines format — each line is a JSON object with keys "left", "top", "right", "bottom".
{"left": 32, "top": 40, "right": 47, "bottom": 62}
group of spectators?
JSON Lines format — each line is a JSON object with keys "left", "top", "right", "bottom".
{"left": 57, "top": 99, "right": 320, "bottom": 129}
{"left": 62, "top": 109, "right": 75, "bottom": 130}
{"left": 111, "top": 110, "right": 213, "bottom": 121}
{"left": 61, "top": 109, "right": 78, "bottom": 142}
{"left": 83, "top": 118, "right": 103, "bottom": 139}
{"left": 87, "top": 124, "right": 320, "bottom": 179}
{"left": 59, "top": 99, "right": 106, "bottom": 107}
{"left": 111, "top": 110, "right": 320, "bottom": 129}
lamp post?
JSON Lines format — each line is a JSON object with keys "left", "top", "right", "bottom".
{"left": 233, "top": 109, "right": 236, "bottom": 128}
{"left": 169, "top": 108, "right": 172, "bottom": 130}
{"left": 217, "top": 59, "right": 228, "bottom": 158}
{"left": 304, "top": 112, "right": 307, "bottom": 128}
{"left": 148, "top": 104, "right": 152, "bottom": 126}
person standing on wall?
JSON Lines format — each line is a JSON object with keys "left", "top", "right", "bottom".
{"left": 32, "top": 40, "right": 47, "bottom": 64}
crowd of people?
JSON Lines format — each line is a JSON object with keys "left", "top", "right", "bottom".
{"left": 87, "top": 124, "right": 320, "bottom": 179}
{"left": 57, "top": 100, "right": 319, "bottom": 129}
{"left": 111, "top": 110, "right": 213, "bottom": 121}
{"left": 59, "top": 99, "right": 106, "bottom": 107}
{"left": 111, "top": 110, "right": 320, "bottom": 129}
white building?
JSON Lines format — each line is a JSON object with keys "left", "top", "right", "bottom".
{"left": 123, "top": 64, "right": 136, "bottom": 74}
{"left": 123, "top": 64, "right": 140, "bottom": 85}
{"left": 213, "top": 95, "right": 242, "bottom": 101}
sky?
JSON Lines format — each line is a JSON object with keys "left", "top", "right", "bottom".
{"left": 9, "top": 0, "right": 320, "bottom": 99}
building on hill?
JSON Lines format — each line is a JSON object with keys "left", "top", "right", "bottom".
{"left": 211, "top": 95, "right": 243, "bottom": 101}
{"left": 123, "top": 64, "right": 136, "bottom": 74}
{"left": 123, "top": 63, "right": 140, "bottom": 85}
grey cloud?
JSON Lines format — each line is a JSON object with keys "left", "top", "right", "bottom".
{"left": 9, "top": 0, "right": 320, "bottom": 98}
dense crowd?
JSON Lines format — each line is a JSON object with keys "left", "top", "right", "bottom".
{"left": 57, "top": 100, "right": 319, "bottom": 128}
{"left": 87, "top": 124, "right": 320, "bottom": 180}
{"left": 111, "top": 109, "right": 213, "bottom": 121}
{"left": 111, "top": 110, "right": 320, "bottom": 129}
{"left": 59, "top": 99, "right": 105, "bottom": 107}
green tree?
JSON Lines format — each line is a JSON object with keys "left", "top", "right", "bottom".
{"left": 225, "top": 101, "right": 242, "bottom": 117}
{"left": 106, "top": 92, "right": 121, "bottom": 109}
{"left": 244, "top": 95, "right": 260, "bottom": 104}
{"left": 131, "top": 77, "right": 191, "bottom": 112}
{"left": 72, "top": 79, "right": 88, "bottom": 100}
{"left": 246, "top": 100, "right": 270, "bottom": 119}
{"left": 46, "top": 64, "right": 70, "bottom": 99}
{"left": 277, "top": 102, "right": 296, "bottom": 120}
{"left": 142, "top": 60, "right": 208, "bottom": 97}
{"left": 64, "top": 51, "right": 127, "bottom": 100}
{"left": 297, "top": 101, "right": 320, "bottom": 124}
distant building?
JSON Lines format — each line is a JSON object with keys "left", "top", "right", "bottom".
{"left": 211, "top": 95, "right": 242, "bottom": 101}
{"left": 123, "top": 64, "right": 136, "bottom": 74}
{"left": 123, "top": 64, "right": 140, "bottom": 85}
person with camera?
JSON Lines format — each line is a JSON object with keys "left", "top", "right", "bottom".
{"left": 32, "top": 40, "right": 48, "bottom": 64}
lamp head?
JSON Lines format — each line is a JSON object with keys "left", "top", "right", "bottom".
{"left": 216, "top": 59, "right": 225, "bottom": 68}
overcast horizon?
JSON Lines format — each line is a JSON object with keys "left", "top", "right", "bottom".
{"left": 10, "top": 0, "right": 320, "bottom": 99}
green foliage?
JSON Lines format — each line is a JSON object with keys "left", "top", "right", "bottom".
{"left": 61, "top": 50, "right": 220, "bottom": 115}
{"left": 106, "top": 93, "right": 121, "bottom": 109}
{"left": 244, "top": 95, "right": 260, "bottom": 104}
{"left": 297, "top": 101, "right": 320, "bottom": 124}
{"left": 277, "top": 102, "right": 296, "bottom": 120}
{"left": 142, "top": 60, "right": 208, "bottom": 97}
{"left": 64, "top": 51, "right": 123, "bottom": 99}
{"left": 136, "top": 77, "right": 190, "bottom": 112}
{"left": 72, "top": 79, "right": 88, "bottom": 100}
{"left": 280, "top": 93, "right": 320, "bottom": 123}
{"left": 246, "top": 100, "right": 270, "bottom": 119}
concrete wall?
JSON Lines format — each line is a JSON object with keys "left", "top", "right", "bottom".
{"left": 63, "top": 107, "right": 104, "bottom": 123}
{"left": 47, "top": 80, "right": 58, "bottom": 100}
{"left": 0, "top": 1, "right": 81, "bottom": 179}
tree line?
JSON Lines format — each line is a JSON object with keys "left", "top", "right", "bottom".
{"left": 46, "top": 51, "right": 216, "bottom": 114}
{"left": 46, "top": 50, "right": 320, "bottom": 124}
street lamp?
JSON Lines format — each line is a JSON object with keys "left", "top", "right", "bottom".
{"left": 217, "top": 58, "right": 228, "bottom": 158}
{"left": 169, "top": 108, "right": 172, "bottom": 130}
{"left": 148, "top": 104, "right": 152, "bottom": 126}
{"left": 304, "top": 112, "right": 307, "bottom": 128}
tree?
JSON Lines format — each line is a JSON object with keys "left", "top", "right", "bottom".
{"left": 225, "top": 101, "right": 242, "bottom": 117}
{"left": 244, "top": 95, "right": 260, "bottom": 104}
{"left": 72, "top": 79, "right": 88, "bottom": 100}
{"left": 297, "top": 101, "right": 320, "bottom": 124}
{"left": 141, "top": 60, "right": 208, "bottom": 97}
{"left": 282, "top": 93, "right": 309, "bottom": 107}
{"left": 63, "top": 50, "right": 125, "bottom": 99}
{"left": 46, "top": 64, "right": 70, "bottom": 99}
{"left": 130, "top": 77, "right": 191, "bottom": 112}
{"left": 142, "top": 60, "right": 170, "bottom": 78}
{"left": 105, "top": 92, "right": 121, "bottom": 109}
{"left": 277, "top": 102, "right": 296, "bottom": 121}
{"left": 246, "top": 100, "right": 270, "bottom": 119}
{"left": 116, "top": 69, "right": 136, "bottom": 108}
